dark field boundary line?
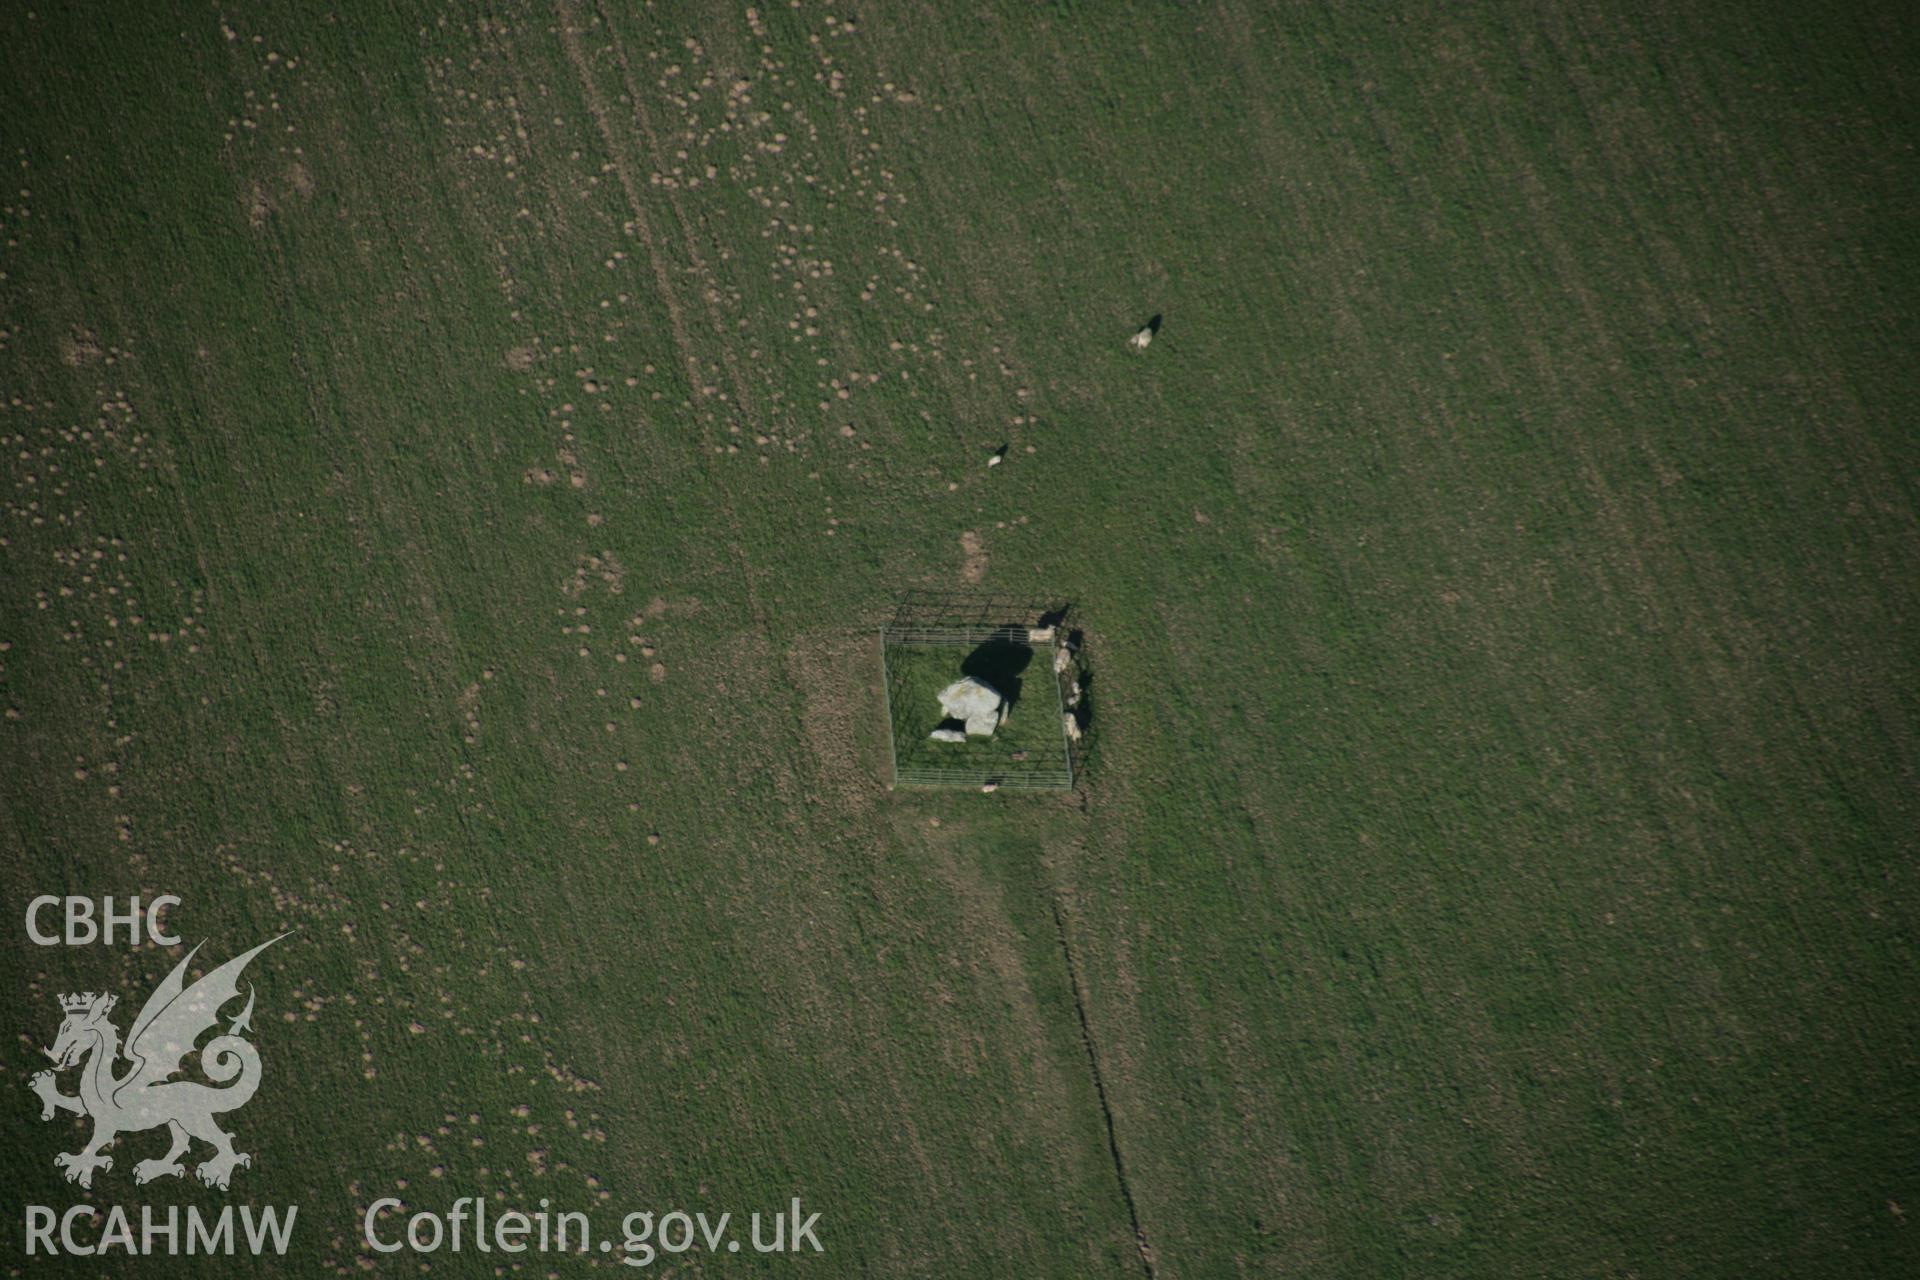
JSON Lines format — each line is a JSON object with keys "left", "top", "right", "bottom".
{"left": 1051, "top": 897, "right": 1156, "bottom": 1279}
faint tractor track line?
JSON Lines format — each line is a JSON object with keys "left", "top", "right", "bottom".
{"left": 588, "top": 0, "right": 764, "bottom": 435}
{"left": 553, "top": 0, "right": 703, "bottom": 396}
{"left": 1051, "top": 897, "right": 1157, "bottom": 1280}
{"left": 554, "top": 2, "right": 779, "bottom": 645}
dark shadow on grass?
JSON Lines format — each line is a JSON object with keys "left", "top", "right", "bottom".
{"left": 961, "top": 638, "right": 1033, "bottom": 710}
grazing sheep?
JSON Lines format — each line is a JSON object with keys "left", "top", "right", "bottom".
{"left": 1129, "top": 325, "right": 1154, "bottom": 351}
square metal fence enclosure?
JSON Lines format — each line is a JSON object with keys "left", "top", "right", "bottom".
{"left": 880, "top": 592, "right": 1076, "bottom": 790}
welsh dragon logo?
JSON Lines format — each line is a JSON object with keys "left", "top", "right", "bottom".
{"left": 29, "top": 936, "right": 286, "bottom": 1190}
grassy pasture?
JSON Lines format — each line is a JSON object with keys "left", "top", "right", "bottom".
{"left": 1, "top": 1, "right": 1917, "bottom": 1276}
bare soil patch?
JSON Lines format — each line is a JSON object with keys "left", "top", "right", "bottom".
{"left": 245, "top": 180, "right": 273, "bottom": 228}
{"left": 60, "top": 327, "right": 103, "bottom": 367}
{"left": 960, "top": 530, "right": 987, "bottom": 584}
{"left": 784, "top": 630, "right": 885, "bottom": 810}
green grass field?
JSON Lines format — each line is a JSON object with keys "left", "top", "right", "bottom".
{"left": 2, "top": 1, "right": 1917, "bottom": 1274}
